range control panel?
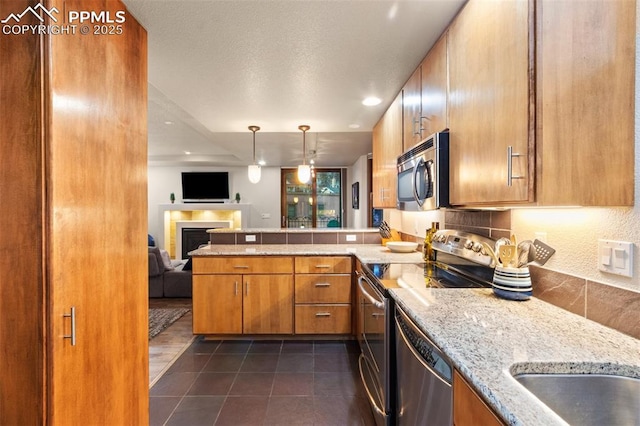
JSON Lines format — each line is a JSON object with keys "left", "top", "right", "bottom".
{"left": 431, "top": 230, "right": 497, "bottom": 267}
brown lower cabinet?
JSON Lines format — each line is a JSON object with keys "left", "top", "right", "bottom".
{"left": 453, "top": 370, "right": 504, "bottom": 426}
{"left": 192, "top": 255, "right": 353, "bottom": 336}
{"left": 193, "top": 257, "right": 294, "bottom": 334}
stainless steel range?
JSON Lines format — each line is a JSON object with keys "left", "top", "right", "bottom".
{"left": 356, "top": 229, "right": 497, "bottom": 426}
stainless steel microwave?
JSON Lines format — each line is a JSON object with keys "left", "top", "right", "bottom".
{"left": 396, "top": 131, "right": 449, "bottom": 211}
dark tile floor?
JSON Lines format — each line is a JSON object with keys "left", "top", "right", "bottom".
{"left": 150, "top": 338, "right": 376, "bottom": 426}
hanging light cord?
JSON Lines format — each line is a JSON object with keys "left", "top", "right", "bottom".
{"left": 249, "top": 125, "right": 260, "bottom": 164}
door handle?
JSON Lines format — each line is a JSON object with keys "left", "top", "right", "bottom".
{"left": 63, "top": 306, "right": 76, "bottom": 346}
{"left": 315, "top": 312, "right": 331, "bottom": 317}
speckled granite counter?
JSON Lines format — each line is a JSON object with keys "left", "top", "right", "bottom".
{"left": 389, "top": 287, "right": 640, "bottom": 426}
{"left": 190, "top": 244, "right": 424, "bottom": 264}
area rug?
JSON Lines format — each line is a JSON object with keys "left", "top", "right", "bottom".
{"left": 148, "top": 308, "right": 190, "bottom": 340}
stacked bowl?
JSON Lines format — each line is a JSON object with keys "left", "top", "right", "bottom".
{"left": 492, "top": 266, "right": 532, "bottom": 301}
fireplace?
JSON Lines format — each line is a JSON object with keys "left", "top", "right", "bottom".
{"left": 175, "top": 220, "right": 233, "bottom": 259}
{"left": 180, "top": 228, "right": 211, "bottom": 259}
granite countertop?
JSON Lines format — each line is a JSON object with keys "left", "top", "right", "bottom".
{"left": 206, "top": 228, "right": 381, "bottom": 233}
{"left": 190, "top": 244, "right": 424, "bottom": 264}
{"left": 389, "top": 287, "right": 640, "bottom": 426}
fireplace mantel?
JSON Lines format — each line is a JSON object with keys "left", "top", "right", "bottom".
{"left": 158, "top": 203, "right": 250, "bottom": 257}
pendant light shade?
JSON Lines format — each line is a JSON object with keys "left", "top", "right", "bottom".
{"left": 297, "top": 125, "right": 311, "bottom": 184}
{"left": 248, "top": 125, "right": 261, "bottom": 184}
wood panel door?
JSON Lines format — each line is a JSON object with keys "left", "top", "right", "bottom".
{"left": 421, "top": 33, "right": 449, "bottom": 136}
{"left": 46, "top": 0, "right": 149, "bottom": 423}
{"left": 243, "top": 275, "right": 294, "bottom": 334}
{"left": 448, "top": 0, "right": 533, "bottom": 205}
{"left": 535, "top": 0, "right": 635, "bottom": 206}
{"left": 453, "top": 370, "right": 503, "bottom": 425}
{"left": 372, "top": 93, "right": 403, "bottom": 208}
{"left": 403, "top": 67, "right": 422, "bottom": 149}
{"left": 193, "top": 275, "right": 243, "bottom": 334}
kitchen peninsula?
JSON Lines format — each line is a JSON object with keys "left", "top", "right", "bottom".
{"left": 189, "top": 238, "right": 640, "bottom": 426}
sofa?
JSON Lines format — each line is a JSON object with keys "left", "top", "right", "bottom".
{"left": 148, "top": 246, "right": 192, "bottom": 298}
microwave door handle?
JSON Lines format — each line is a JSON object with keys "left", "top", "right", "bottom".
{"left": 413, "top": 157, "right": 425, "bottom": 207}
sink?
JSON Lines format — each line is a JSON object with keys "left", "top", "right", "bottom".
{"left": 513, "top": 373, "right": 640, "bottom": 426}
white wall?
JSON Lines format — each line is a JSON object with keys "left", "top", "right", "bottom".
{"left": 148, "top": 165, "right": 282, "bottom": 240}
{"left": 347, "top": 154, "right": 370, "bottom": 228}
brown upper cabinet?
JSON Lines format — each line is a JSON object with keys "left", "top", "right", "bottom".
{"left": 448, "top": 0, "right": 532, "bottom": 205}
{"left": 534, "top": 0, "right": 635, "bottom": 206}
{"left": 375, "top": 0, "right": 634, "bottom": 208}
{"left": 420, "top": 33, "right": 449, "bottom": 138}
{"left": 403, "top": 67, "right": 423, "bottom": 150}
{"left": 372, "top": 92, "right": 403, "bottom": 208}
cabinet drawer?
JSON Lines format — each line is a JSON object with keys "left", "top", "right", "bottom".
{"left": 295, "top": 256, "right": 352, "bottom": 274}
{"left": 193, "top": 256, "right": 294, "bottom": 274}
{"left": 295, "top": 275, "right": 351, "bottom": 304}
{"left": 295, "top": 305, "right": 351, "bottom": 334}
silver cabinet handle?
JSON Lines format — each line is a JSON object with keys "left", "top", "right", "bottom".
{"left": 507, "top": 145, "right": 525, "bottom": 186}
{"left": 315, "top": 312, "right": 331, "bottom": 317}
{"left": 371, "top": 313, "right": 384, "bottom": 318}
{"left": 315, "top": 282, "right": 331, "bottom": 287}
{"left": 314, "top": 265, "right": 331, "bottom": 269}
{"left": 63, "top": 306, "right": 76, "bottom": 346}
{"left": 245, "top": 281, "right": 250, "bottom": 295}
{"left": 235, "top": 281, "right": 238, "bottom": 296}
{"left": 233, "top": 265, "right": 249, "bottom": 269}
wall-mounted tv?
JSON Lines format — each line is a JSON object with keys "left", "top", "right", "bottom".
{"left": 181, "top": 172, "right": 230, "bottom": 202}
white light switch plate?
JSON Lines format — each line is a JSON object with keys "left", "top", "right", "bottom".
{"left": 598, "top": 239, "right": 633, "bottom": 277}
{"left": 345, "top": 234, "right": 357, "bottom": 242}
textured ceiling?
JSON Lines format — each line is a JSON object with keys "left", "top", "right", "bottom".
{"left": 123, "top": 0, "right": 466, "bottom": 167}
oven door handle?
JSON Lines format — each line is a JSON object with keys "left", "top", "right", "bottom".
{"left": 357, "top": 274, "right": 384, "bottom": 309}
{"left": 358, "top": 353, "right": 387, "bottom": 417}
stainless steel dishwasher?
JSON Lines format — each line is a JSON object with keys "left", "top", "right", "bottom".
{"left": 395, "top": 303, "right": 453, "bottom": 425}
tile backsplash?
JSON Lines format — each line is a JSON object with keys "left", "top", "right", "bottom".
{"left": 397, "top": 208, "right": 639, "bottom": 340}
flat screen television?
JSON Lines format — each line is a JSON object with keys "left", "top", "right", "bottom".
{"left": 181, "top": 172, "right": 230, "bottom": 202}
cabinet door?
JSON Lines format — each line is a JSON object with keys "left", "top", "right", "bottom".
{"left": 403, "top": 67, "right": 423, "bottom": 149}
{"left": 448, "top": 0, "right": 532, "bottom": 205}
{"left": 47, "top": 1, "right": 149, "bottom": 423}
{"left": 243, "top": 275, "right": 294, "bottom": 334}
{"left": 193, "top": 275, "right": 243, "bottom": 334}
{"left": 372, "top": 92, "right": 403, "bottom": 208}
{"left": 536, "top": 0, "right": 634, "bottom": 206}
{"left": 421, "top": 33, "right": 448, "bottom": 136}
{"left": 453, "top": 370, "right": 503, "bottom": 426}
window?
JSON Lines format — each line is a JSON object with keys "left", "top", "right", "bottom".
{"left": 281, "top": 168, "right": 343, "bottom": 228}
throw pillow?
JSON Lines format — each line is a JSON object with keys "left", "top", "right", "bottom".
{"left": 159, "top": 249, "right": 174, "bottom": 271}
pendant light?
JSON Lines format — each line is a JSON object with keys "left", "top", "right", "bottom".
{"left": 247, "top": 125, "right": 261, "bottom": 184}
{"left": 297, "top": 125, "right": 311, "bottom": 184}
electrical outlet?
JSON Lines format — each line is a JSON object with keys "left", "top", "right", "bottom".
{"left": 245, "top": 234, "right": 256, "bottom": 242}
{"left": 598, "top": 239, "right": 633, "bottom": 277}
{"left": 261, "top": 213, "right": 271, "bottom": 219}
{"left": 345, "top": 234, "right": 357, "bottom": 242}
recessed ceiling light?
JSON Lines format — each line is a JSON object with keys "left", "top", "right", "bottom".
{"left": 184, "top": 151, "right": 191, "bottom": 155}
{"left": 258, "top": 160, "right": 266, "bottom": 166}
{"left": 362, "top": 97, "right": 382, "bottom": 106}
{"left": 349, "top": 123, "right": 361, "bottom": 129}
{"left": 164, "top": 120, "right": 174, "bottom": 125}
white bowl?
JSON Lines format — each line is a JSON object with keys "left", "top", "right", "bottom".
{"left": 386, "top": 241, "right": 419, "bottom": 253}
